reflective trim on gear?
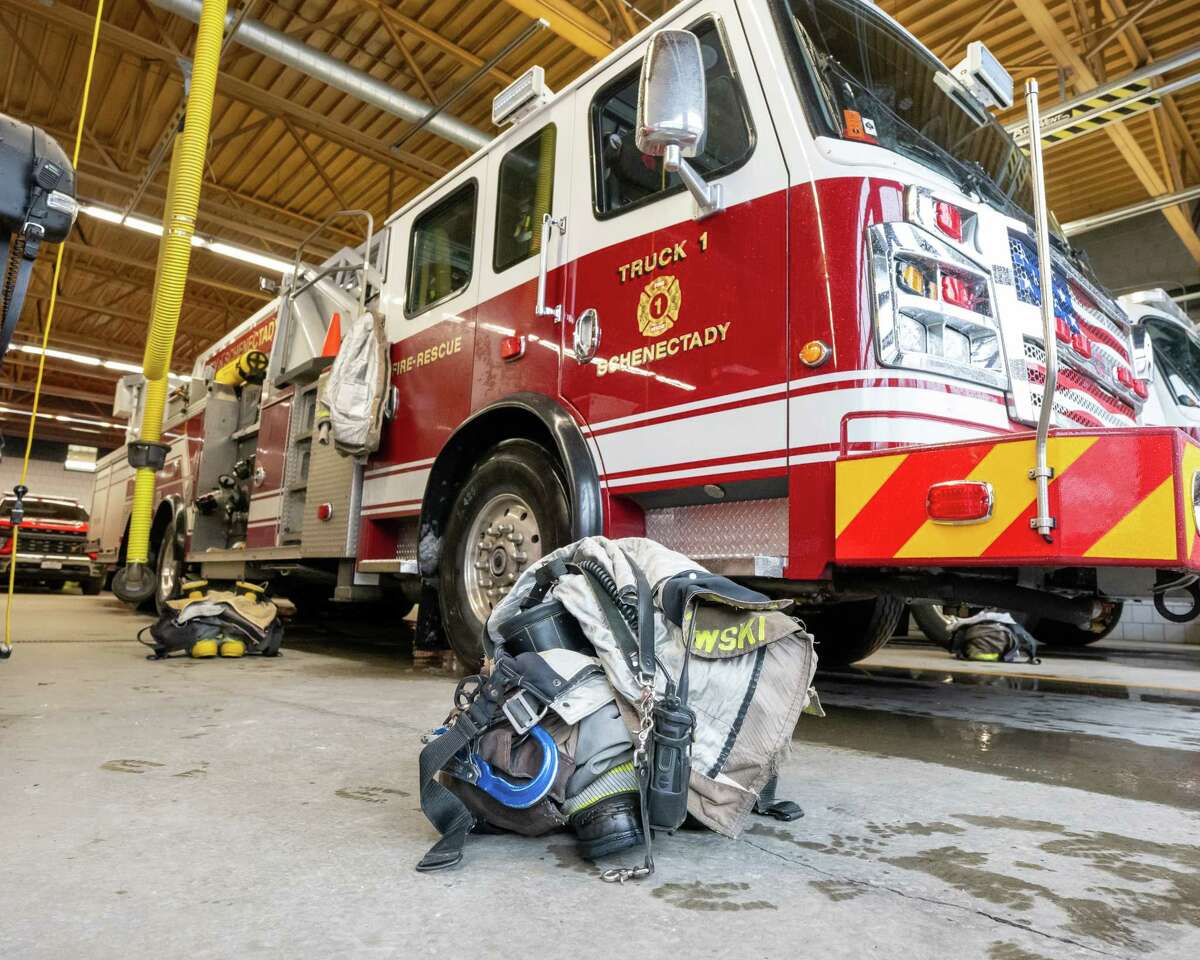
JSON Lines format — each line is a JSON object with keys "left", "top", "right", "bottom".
{"left": 562, "top": 761, "right": 639, "bottom": 817}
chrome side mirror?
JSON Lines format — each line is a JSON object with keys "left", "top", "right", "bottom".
{"left": 1131, "top": 327, "right": 1154, "bottom": 383}
{"left": 636, "top": 30, "right": 722, "bottom": 218}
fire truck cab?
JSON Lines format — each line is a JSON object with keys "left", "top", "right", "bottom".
{"left": 93, "top": 0, "right": 1200, "bottom": 665}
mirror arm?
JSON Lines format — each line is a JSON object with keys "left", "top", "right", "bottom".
{"left": 664, "top": 144, "right": 723, "bottom": 220}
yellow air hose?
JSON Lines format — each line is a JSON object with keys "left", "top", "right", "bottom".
{"left": 529, "top": 125, "right": 556, "bottom": 257}
{"left": 114, "top": 0, "right": 229, "bottom": 605}
{"left": 1, "top": 0, "right": 106, "bottom": 659}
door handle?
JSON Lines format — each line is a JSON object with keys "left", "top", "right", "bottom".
{"left": 573, "top": 308, "right": 601, "bottom": 364}
{"left": 535, "top": 213, "right": 567, "bottom": 324}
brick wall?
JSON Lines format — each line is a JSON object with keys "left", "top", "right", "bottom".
{"left": 0, "top": 439, "right": 106, "bottom": 510}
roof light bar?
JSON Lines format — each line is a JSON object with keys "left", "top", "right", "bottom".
{"left": 492, "top": 66, "right": 554, "bottom": 126}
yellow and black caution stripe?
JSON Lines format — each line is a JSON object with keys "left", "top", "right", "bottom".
{"left": 1012, "top": 81, "right": 1161, "bottom": 148}
{"left": 1043, "top": 81, "right": 1161, "bottom": 145}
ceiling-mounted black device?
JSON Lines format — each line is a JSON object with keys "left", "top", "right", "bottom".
{"left": 0, "top": 113, "right": 78, "bottom": 365}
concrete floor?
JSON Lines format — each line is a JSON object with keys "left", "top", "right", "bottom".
{"left": 2, "top": 593, "right": 1199, "bottom": 959}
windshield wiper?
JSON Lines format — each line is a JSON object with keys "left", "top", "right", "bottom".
{"left": 818, "top": 56, "right": 981, "bottom": 197}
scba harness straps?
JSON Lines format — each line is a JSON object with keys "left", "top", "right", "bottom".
{"left": 415, "top": 652, "right": 561, "bottom": 871}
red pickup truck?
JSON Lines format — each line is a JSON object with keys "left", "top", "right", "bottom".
{"left": 0, "top": 496, "right": 103, "bottom": 594}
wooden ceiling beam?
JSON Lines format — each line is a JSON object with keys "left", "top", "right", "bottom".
{"left": 1, "top": 0, "right": 445, "bottom": 187}
{"left": 0, "top": 416, "right": 123, "bottom": 447}
{"left": 1097, "top": 0, "right": 1200, "bottom": 179}
{"left": 30, "top": 256, "right": 242, "bottom": 322}
{"left": 0, "top": 381, "right": 113, "bottom": 405}
{"left": 1012, "top": 0, "right": 1200, "bottom": 263}
{"left": 25, "top": 287, "right": 225, "bottom": 339}
{"left": 67, "top": 241, "right": 269, "bottom": 302}
{"left": 376, "top": 11, "right": 438, "bottom": 105}
{"left": 500, "top": 0, "right": 613, "bottom": 59}
{"left": 353, "top": 0, "right": 515, "bottom": 86}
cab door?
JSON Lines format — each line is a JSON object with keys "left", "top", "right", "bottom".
{"left": 473, "top": 93, "right": 575, "bottom": 409}
{"left": 561, "top": 3, "right": 792, "bottom": 506}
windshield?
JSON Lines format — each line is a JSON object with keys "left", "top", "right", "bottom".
{"left": 1145, "top": 318, "right": 1200, "bottom": 408}
{"left": 0, "top": 498, "right": 88, "bottom": 523}
{"left": 785, "top": 0, "right": 1033, "bottom": 218}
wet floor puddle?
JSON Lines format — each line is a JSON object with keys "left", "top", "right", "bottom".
{"left": 800, "top": 705, "right": 1200, "bottom": 810}
{"left": 748, "top": 815, "right": 1200, "bottom": 953}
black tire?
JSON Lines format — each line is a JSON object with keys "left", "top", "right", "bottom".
{"left": 1026, "top": 602, "right": 1123, "bottom": 648}
{"left": 438, "top": 439, "right": 571, "bottom": 668}
{"left": 910, "top": 603, "right": 955, "bottom": 647}
{"left": 802, "top": 595, "right": 904, "bottom": 668}
{"left": 82, "top": 577, "right": 103, "bottom": 596}
{"left": 154, "top": 515, "right": 184, "bottom": 615}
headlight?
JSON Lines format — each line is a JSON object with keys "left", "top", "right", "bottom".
{"left": 943, "top": 326, "right": 971, "bottom": 365}
{"left": 868, "top": 222, "right": 1008, "bottom": 391}
{"left": 897, "top": 314, "right": 928, "bottom": 353}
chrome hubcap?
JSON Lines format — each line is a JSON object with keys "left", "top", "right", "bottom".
{"left": 159, "top": 540, "right": 179, "bottom": 600}
{"left": 462, "top": 493, "right": 543, "bottom": 625}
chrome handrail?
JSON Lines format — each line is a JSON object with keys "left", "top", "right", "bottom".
{"left": 1025, "top": 79, "right": 1057, "bottom": 543}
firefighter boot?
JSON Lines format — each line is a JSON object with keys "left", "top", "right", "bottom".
{"left": 570, "top": 793, "right": 645, "bottom": 860}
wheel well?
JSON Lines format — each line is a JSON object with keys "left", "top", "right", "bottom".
{"left": 117, "top": 499, "right": 179, "bottom": 566}
{"left": 418, "top": 395, "right": 602, "bottom": 576}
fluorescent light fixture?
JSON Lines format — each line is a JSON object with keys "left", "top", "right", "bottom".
{"left": 79, "top": 203, "right": 293, "bottom": 274}
{"left": 64, "top": 458, "right": 99, "bottom": 472}
{"left": 20, "top": 344, "right": 101, "bottom": 366}
{"left": 205, "top": 241, "right": 294, "bottom": 274}
{"left": 18, "top": 344, "right": 189, "bottom": 381}
{"left": 0, "top": 405, "right": 121, "bottom": 430}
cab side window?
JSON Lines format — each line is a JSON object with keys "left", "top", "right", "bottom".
{"left": 494, "top": 124, "right": 557, "bottom": 272}
{"left": 591, "top": 18, "right": 754, "bottom": 218}
{"left": 406, "top": 180, "right": 477, "bottom": 317}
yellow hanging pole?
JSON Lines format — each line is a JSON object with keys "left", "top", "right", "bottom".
{"left": 112, "top": 0, "right": 229, "bottom": 605}
{"left": 1, "top": 0, "right": 105, "bottom": 660}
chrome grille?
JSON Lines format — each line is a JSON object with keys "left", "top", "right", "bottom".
{"left": 13, "top": 532, "right": 86, "bottom": 556}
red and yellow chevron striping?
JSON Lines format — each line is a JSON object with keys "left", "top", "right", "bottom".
{"left": 835, "top": 429, "right": 1197, "bottom": 568}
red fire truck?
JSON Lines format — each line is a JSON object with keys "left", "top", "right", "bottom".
{"left": 91, "top": 0, "right": 1200, "bottom": 665}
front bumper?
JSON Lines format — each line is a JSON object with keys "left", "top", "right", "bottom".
{"left": 835, "top": 427, "right": 1200, "bottom": 570}
{"left": 0, "top": 554, "right": 101, "bottom": 580}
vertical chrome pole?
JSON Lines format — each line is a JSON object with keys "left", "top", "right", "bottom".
{"left": 1026, "top": 79, "right": 1057, "bottom": 542}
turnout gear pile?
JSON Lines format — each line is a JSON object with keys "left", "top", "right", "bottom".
{"left": 948, "top": 611, "right": 1041, "bottom": 664}
{"left": 417, "top": 537, "right": 818, "bottom": 877}
{"left": 139, "top": 580, "right": 285, "bottom": 659}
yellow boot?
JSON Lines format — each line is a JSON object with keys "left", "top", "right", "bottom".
{"left": 190, "top": 639, "right": 219, "bottom": 658}
{"left": 219, "top": 638, "right": 246, "bottom": 658}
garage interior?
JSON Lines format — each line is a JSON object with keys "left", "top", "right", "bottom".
{"left": 2, "top": 1, "right": 1200, "bottom": 958}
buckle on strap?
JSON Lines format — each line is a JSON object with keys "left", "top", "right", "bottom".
{"left": 502, "top": 689, "right": 547, "bottom": 735}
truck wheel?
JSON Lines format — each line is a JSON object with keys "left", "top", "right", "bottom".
{"left": 802, "top": 595, "right": 904, "bottom": 668}
{"left": 82, "top": 577, "right": 103, "bottom": 596}
{"left": 910, "top": 603, "right": 953, "bottom": 646}
{"left": 439, "top": 440, "right": 570, "bottom": 668}
{"left": 155, "top": 515, "right": 184, "bottom": 615}
{"left": 908, "top": 603, "right": 987, "bottom": 648}
{"left": 1025, "top": 602, "right": 1123, "bottom": 648}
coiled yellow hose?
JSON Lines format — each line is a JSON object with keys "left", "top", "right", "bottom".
{"left": 530, "top": 125, "right": 556, "bottom": 257}
{"left": 124, "top": 0, "right": 228, "bottom": 573}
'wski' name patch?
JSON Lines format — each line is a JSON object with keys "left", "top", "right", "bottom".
{"left": 687, "top": 605, "right": 800, "bottom": 660}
